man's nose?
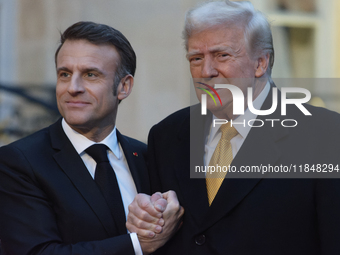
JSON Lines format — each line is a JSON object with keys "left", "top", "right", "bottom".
{"left": 201, "top": 57, "right": 218, "bottom": 78}
{"left": 68, "top": 75, "right": 85, "bottom": 95}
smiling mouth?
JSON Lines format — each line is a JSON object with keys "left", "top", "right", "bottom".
{"left": 66, "top": 101, "right": 90, "bottom": 107}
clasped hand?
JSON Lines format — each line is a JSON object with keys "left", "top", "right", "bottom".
{"left": 126, "top": 191, "right": 184, "bottom": 254}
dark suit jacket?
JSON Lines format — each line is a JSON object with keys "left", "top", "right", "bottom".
{"left": 148, "top": 89, "right": 340, "bottom": 255}
{"left": 0, "top": 119, "right": 150, "bottom": 255}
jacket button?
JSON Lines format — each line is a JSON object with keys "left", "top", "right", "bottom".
{"left": 195, "top": 234, "right": 206, "bottom": 245}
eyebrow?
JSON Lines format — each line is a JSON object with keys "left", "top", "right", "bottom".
{"left": 186, "top": 46, "right": 233, "bottom": 59}
{"left": 56, "top": 67, "right": 71, "bottom": 73}
{"left": 81, "top": 67, "right": 104, "bottom": 75}
{"left": 56, "top": 67, "right": 104, "bottom": 75}
{"left": 209, "top": 46, "right": 232, "bottom": 53}
{"left": 186, "top": 50, "right": 201, "bottom": 60}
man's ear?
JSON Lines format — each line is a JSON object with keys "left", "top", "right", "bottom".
{"left": 117, "top": 74, "right": 134, "bottom": 101}
{"left": 255, "top": 53, "right": 270, "bottom": 78}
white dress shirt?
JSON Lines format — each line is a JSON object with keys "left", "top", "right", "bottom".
{"left": 204, "top": 82, "right": 270, "bottom": 166}
{"left": 62, "top": 119, "right": 143, "bottom": 255}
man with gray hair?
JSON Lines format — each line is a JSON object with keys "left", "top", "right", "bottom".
{"left": 127, "top": 0, "right": 340, "bottom": 254}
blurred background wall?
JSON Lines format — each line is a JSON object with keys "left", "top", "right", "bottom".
{"left": 1, "top": 0, "right": 340, "bottom": 145}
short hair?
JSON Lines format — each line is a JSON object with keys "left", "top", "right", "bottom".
{"left": 183, "top": 0, "right": 274, "bottom": 76}
{"left": 55, "top": 21, "right": 136, "bottom": 94}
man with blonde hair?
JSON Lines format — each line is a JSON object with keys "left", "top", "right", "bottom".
{"left": 127, "top": 1, "right": 340, "bottom": 254}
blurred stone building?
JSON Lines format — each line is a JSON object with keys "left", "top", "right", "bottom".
{"left": 1, "top": 0, "right": 340, "bottom": 145}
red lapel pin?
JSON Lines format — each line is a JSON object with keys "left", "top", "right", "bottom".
{"left": 133, "top": 152, "right": 138, "bottom": 157}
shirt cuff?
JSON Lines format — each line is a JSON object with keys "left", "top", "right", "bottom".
{"left": 130, "top": 232, "right": 143, "bottom": 255}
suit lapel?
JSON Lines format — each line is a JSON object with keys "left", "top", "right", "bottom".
{"left": 49, "top": 119, "right": 117, "bottom": 237}
{"left": 117, "top": 130, "right": 150, "bottom": 194}
{"left": 175, "top": 106, "right": 211, "bottom": 224}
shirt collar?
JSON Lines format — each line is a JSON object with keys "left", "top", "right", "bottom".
{"left": 210, "top": 81, "right": 270, "bottom": 140}
{"left": 62, "top": 119, "right": 121, "bottom": 159}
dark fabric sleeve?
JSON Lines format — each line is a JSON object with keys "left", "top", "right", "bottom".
{"left": 147, "top": 125, "right": 163, "bottom": 194}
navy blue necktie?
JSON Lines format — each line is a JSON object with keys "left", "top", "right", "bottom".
{"left": 86, "top": 144, "right": 127, "bottom": 235}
